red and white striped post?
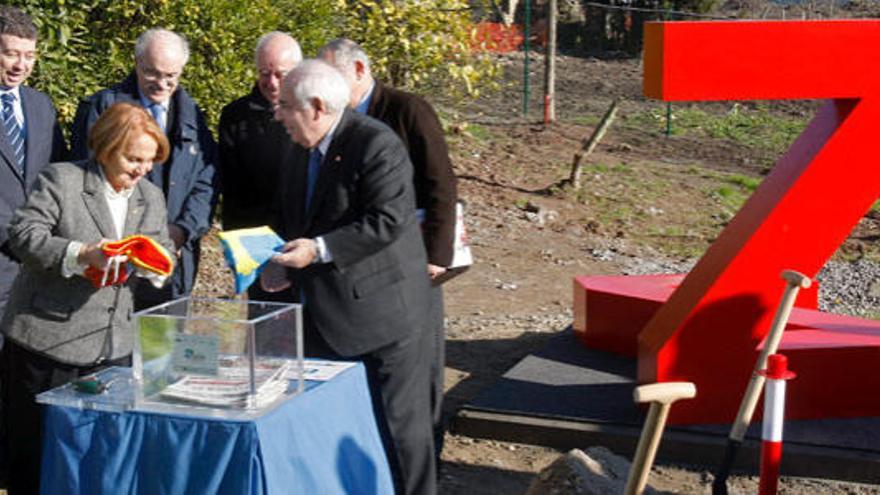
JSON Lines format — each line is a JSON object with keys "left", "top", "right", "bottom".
{"left": 757, "top": 353, "right": 796, "bottom": 495}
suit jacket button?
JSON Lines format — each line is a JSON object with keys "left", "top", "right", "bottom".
{"left": 107, "top": 307, "right": 115, "bottom": 314}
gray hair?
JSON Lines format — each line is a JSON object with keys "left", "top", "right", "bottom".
{"left": 0, "top": 6, "right": 37, "bottom": 40}
{"left": 135, "top": 28, "right": 190, "bottom": 65}
{"left": 317, "top": 38, "right": 371, "bottom": 75}
{"left": 284, "top": 59, "right": 351, "bottom": 115}
{"left": 254, "top": 31, "right": 303, "bottom": 68}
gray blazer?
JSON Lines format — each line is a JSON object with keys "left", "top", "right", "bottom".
{"left": 1, "top": 160, "right": 173, "bottom": 365}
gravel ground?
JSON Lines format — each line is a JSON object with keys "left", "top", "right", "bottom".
{"left": 439, "top": 256, "right": 880, "bottom": 494}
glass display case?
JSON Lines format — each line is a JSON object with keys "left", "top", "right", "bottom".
{"left": 131, "top": 297, "right": 304, "bottom": 419}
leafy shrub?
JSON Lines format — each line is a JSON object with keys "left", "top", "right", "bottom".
{"left": 332, "top": 0, "right": 499, "bottom": 97}
{"left": 12, "top": 0, "right": 496, "bottom": 133}
{"left": 12, "top": 0, "right": 335, "bottom": 130}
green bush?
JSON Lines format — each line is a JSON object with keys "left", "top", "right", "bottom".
{"left": 13, "top": 0, "right": 335, "bottom": 131}
{"left": 338, "top": 0, "right": 499, "bottom": 97}
{"left": 12, "top": 0, "right": 496, "bottom": 133}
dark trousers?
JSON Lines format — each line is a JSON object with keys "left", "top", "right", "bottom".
{"left": 2, "top": 341, "right": 130, "bottom": 495}
{"left": 133, "top": 281, "right": 175, "bottom": 312}
{"left": 304, "top": 311, "right": 436, "bottom": 495}
{"left": 427, "top": 285, "right": 446, "bottom": 459}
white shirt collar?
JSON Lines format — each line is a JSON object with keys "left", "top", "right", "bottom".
{"left": 0, "top": 86, "right": 21, "bottom": 101}
{"left": 97, "top": 163, "right": 135, "bottom": 199}
{"left": 0, "top": 86, "right": 24, "bottom": 125}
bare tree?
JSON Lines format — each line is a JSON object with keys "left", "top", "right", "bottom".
{"left": 491, "top": 0, "right": 520, "bottom": 25}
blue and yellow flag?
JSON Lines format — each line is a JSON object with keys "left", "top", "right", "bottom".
{"left": 218, "top": 226, "right": 285, "bottom": 294}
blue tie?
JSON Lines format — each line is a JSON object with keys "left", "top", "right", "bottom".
{"left": 305, "top": 149, "right": 322, "bottom": 210}
{"left": 149, "top": 103, "right": 166, "bottom": 132}
{"left": 2, "top": 93, "right": 24, "bottom": 173}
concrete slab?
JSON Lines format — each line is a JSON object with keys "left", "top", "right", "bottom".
{"left": 452, "top": 328, "right": 880, "bottom": 484}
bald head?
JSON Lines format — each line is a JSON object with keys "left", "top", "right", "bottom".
{"left": 255, "top": 32, "right": 302, "bottom": 104}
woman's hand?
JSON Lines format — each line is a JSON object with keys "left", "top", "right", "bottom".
{"left": 77, "top": 240, "right": 110, "bottom": 270}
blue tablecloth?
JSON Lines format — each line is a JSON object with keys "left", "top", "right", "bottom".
{"left": 40, "top": 364, "right": 394, "bottom": 494}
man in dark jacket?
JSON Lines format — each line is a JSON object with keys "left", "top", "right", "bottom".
{"left": 0, "top": 6, "right": 67, "bottom": 488}
{"left": 218, "top": 32, "right": 300, "bottom": 303}
{"left": 264, "top": 59, "right": 435, "bottom": 495}
{"left": 319, "top": 38, "right": 457, "bottom": 458}
{"left": 0, "top": 6, "right": 67, "bottom": 323}
{"left": 70, "top": 28, "right": 218, "bottom": 308}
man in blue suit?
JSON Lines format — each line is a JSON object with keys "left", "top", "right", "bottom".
{"left": 0, "top": 6, "right": 67, "bottom": 489}
{"left": 70, "top": 28, "right": 217, "bottom": 309}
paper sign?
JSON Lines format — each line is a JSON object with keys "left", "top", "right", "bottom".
{"left": 171, "top": 333, "right": 219, "bottom": 376}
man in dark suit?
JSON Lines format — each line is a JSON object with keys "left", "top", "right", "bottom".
{"left": 70, "top": 28, "right": 218, "bottom": 309}
{"left": 319, "top": 38, "right": 457, "bottom": 457}
{"left": 0, "top": 6, "right": 67, "bottom": 321}
{"left": 263, "top": 59, "right": 435, "bottom": 495}
{"left": 218, "top": 32, "right": 300, "bottom": 303}
{"left": 0, "top": 6, "right": 67, "bottom": 488}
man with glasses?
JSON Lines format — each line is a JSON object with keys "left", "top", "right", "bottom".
{"left": 70, "top": 28, "right": 218, "bottom": 310}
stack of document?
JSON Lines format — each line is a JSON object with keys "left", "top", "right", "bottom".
{"left": 160, "top": 358, "right": 290, "bottom": 408}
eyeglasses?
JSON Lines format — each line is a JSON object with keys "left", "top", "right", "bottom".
{"left": 138, "top": 66, "right": 181, "bottom": 83}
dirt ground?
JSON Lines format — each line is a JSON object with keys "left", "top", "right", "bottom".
{"left": 194, "top": 50, "right": 880, "bottom": 493}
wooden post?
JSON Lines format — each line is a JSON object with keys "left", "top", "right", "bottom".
{"left": 544, "top": 0, "right": 557, "bottom": 123}
{"left": 569, "top": 99, "right": 619, "bottom": 189}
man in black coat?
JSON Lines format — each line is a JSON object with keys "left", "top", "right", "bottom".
{"left": 219, "top": 32, "right": 301, "bottom": 231}
{"left": 263, "top": 59, "right": 435, "bottom": 495}
{"left": 319, "top": 38, "right": 457, "bottom": 458}
{"left": 70, "top": 28, "right": 217, "bottom": 309}
{"left": 218, "top": 32, "right": 300, "bottom": 303}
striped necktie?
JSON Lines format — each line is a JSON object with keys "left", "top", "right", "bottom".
{"left": 2, "top": 93, "right": 24, "bottom": 173}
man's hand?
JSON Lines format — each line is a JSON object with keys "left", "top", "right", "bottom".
{"left": 428, "top": 263, "right": 447, "bottom": 281}
{"left": 261, "top": 262, "right": 292, "bottom": 292}
{"left": 168, "top": 224, "right": 186, "bottom": 254}
{"left": 78, "top": 240, "right": 110, "bottom": 270}
{"left": 272, "top": 238, "right": 318, "bottom": 269}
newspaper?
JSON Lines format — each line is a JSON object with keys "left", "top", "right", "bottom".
{"left": 159, "top": 357, "right": 290, "bottom": 408}
{"left": 295, "top": 360, "right": 357, "bottom": 381}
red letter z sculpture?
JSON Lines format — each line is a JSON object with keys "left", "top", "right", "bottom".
{"left": 575, "top": 20, "right": 880, "bottom": 424}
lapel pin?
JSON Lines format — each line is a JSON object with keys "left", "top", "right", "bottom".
{"left": 334, "top": 155, "right": 341, "bottom": 163}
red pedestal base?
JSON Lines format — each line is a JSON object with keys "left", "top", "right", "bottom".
{"left": 574, "top": 275, "right": 880, "bottom": 424}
